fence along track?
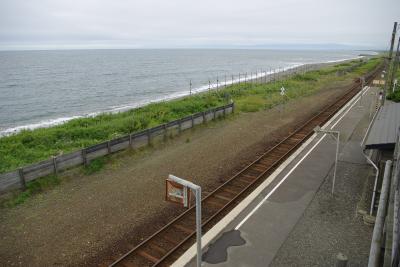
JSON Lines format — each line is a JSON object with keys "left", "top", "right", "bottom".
{"left": 0, "top": 103, "right": 234, "bottom": 194}
{"left": 110, "top": 66, "right": 382, "bottom": 267}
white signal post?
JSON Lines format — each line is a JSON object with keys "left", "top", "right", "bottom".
{"left": 166, "top": 175, "right": 202, "bottom": 267}
{"left": 280, "top": 86, "right": 286, "bottom": 120}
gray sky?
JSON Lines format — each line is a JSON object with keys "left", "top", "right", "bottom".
{"left": 0, "top": 0, "right": 399, "bottom": 50}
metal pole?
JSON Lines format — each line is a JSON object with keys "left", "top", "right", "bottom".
{"left": 358, "top": 78, "right": 364, "bottom": 107}
{"left": 273, "top": 69, "right": 276, "bottom": 82}
{"left": 313, "top": 127, "right": 340, "bottom": 195}
{"left": 383, "top": 22, "right": 398, "bottom": 99}
{"left": 195, "top": 187, "right": 202, "bottom": 267}
{"left": 368, "top": 160, "right": 392, "bottom": 267}
{"left": 393, "top": 160, "right": 400, "bottom": 261}
{"left": 390, "top": 36, "right": 400, "bottom": 92}
{"left": 167, "top": 175, "right": 202, "bottom": 267}
{"left": 264, "top": 70, "right": 267, "bottom": 83}
{"left": 225, "top": 74, "right": 227, "bottom": 87}
{"left": 269, "top": 67, "right": 272, "bottom": 82}
{"left": 360, "top": 103, "right": 381, "bottom": 215}
{"left": 332, "top": 132, "right": 340, "bottom": 195}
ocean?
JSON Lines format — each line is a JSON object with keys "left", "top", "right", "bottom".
{"left": 0, "top": 49, "right": 370, "bottom": 136}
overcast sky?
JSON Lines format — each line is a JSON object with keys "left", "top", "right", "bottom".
{"left": 0, "top": 0, "right": 399, "bottom": 50}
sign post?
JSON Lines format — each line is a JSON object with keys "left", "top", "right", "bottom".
{"left": 166, "top": 175, "right": 202, "bottom": 267}
{"left": 314, "top": 126, "right": 340, "bottom": 195}
{"left": 280, "top": 86, "right": 286, "bottom": 120}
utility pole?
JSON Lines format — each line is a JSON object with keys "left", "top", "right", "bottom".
{"left": 389, "top": 36, "right": 400, "bottom": 92}
{"left": 384, "top": 22, "right": 398, "bottom": 98}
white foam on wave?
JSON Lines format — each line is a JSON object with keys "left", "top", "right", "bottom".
{"left": 1, "top": 116, "right": 82, "bottom": 136}
{"left": 0, "top": 55, "right": 366, "bottom": 137}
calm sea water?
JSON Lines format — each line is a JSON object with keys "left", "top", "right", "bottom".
{"left": 0, "top": 49, "right": 368, "bottom": 135}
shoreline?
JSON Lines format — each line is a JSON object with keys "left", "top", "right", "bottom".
{"left": 0, "top": 55, "right": 365, "bottom": 137}
{"left": 0, "top": 57, "right": 382, "bottom": 175}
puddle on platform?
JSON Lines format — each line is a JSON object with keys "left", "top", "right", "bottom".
{"left": 202, "top": 229, "right": 246, "bottom": 264}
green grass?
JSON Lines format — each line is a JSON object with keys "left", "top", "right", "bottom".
{"left": 0, "top": 57, "right": 382, "bottom": 175}
{"left": 1, "top": 174, "right": 60, "bottom": 208}
{"left": 83, "top": 158, "right": 106, "bottom": 175}
{"left": 386, "top": 66, "right": 400, "bottom": 102}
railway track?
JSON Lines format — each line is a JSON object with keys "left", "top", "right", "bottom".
{"left": 109, "top": 65, "right": 382, "bottom": 267}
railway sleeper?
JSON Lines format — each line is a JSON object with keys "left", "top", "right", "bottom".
{"left": 137, "top": 248, "right": 160, "bottom": 263}
{"left": 205, "top": 197, "right": 227, "bottom": 208}
{"left": 161, "top": 233, "right": 183, "bottom": 246}
{"left": 214, "top": 193, "right": 233, "bottom": 202}
{"left": 148, "top": 241, "right": 169, "bottom": 254}
{"left": 221, "top": 187, "right": 240, "bottom": 195}
{"left": 239, "top": 174, "right": 258, "bottom": 182}
{"left": 172, "top": 224, "right": 193, "bottom": 235}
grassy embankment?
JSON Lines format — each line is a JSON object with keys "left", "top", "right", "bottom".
{"left": 0, "top": 58, "right": 382, "bottom": 175}
{"left": 0, "top": 58, "right": 382, "bottom": 207}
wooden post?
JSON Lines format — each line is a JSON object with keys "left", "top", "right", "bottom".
{"left": 232, "top": 102, "right": 235, "bottom": 113}
{"left": 147, "top": 129, "right": 151, "bottom": 144}
{"left": 129, "top": 133, "right": 133, "bottom": 148}
{"left": 163, "top": 123, "right": 167, "bottom": 140}
{"left": 223, "top": 106, "right": 226, "bottom": 117}
{"left": 18, "top": 167, "right": 26, "bottom": 190}
{"left": 82, "top": 149, "right": 87, "bottom": 166}
{"left": 202, "top": 111, "right": 206, "bottom": 123}
{"left": 178, "top": 118, "right": 182, "bottom": 133}
{"left": 52, "top": 156, "right": 58, "bottom": 175}
{"left": 107, "top": 141, "right": 111, "bottom": 154}
{"left": 191, "top": 115, "right": 194, "bottom": 128}
{"left": 213, "top": 108, "right": 216, "bottom": 120}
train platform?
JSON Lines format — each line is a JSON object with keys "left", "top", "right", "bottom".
{"left": 178, "top": 86, "right": 379, "bottom": 267}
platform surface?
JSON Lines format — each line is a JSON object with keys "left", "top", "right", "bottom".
{"left": 186, "top": 87, "right": 378, "bottom": 267}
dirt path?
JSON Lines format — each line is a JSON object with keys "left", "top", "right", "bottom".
{"left": 0, "top": 79, "right": 353, "bottom": 266}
